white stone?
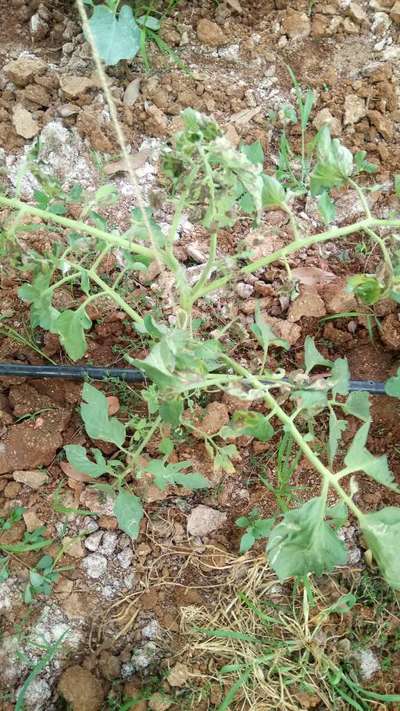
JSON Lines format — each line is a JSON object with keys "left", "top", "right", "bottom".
{"left": 187, "top": 505, "right": 227, "bottom": 537}
{"left": 81, "top": 554, "right": 107, "bottom": 579}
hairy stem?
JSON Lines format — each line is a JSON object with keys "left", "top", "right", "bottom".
{"left": 190, "top": 231, "right": 218, "bottom": 304}
{"left": 87, "top": 269, "right": 144, "bottom": 325}
{"left": 222, "top": 354, "right": 362, "bottom": 519}
{"left": 195, "top": 216, "right": 400, "bottom": 301}
{"left": 0, "top": 195, "right": 155, "bottom": 259}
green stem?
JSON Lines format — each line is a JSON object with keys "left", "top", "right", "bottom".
{"left": 222, "top": 354, "right": 362, "bottom": 519}
{"left": 0, "top": 195, "right": 155, "bottom": 259}
{"left": 190, "top": 231, "right": 218, "bottom": 303}
{"left": 363, "top": 227, "right": 393, "bottom": 277}
{"left": 348, "top": 178, "right": 371, "bottom": 218}
{"left": 195, "top": 216, "right": 400, "bottom": 301}
{"left": 87, "top": 269, "right": 144, "bottom": 325}
{"left": 49, "top": 271, "right": 81, "bottom": 292}
{"left": 283, "top": 204, "right": 301, "bottom": 240}
{"left": 128, "top": 415, "right": 161, "bottom": 469}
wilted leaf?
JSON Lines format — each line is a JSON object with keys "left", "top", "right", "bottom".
{"left": 225, "top": 0, "right": 243, "bottom": 11}
{"left": 252, "top": 303, "right": 289, "bottom": 353}
{"left": 55, "top": 308, "right": 92, "bottom": 361}
{"left": 64, "top": 445, "right": 109, "bottom": 478}
{"left": 267, "top": 497, "right": 347, "bottom": 579}
{"left": 318, "top": 191, "right": 336, "bottom": 224}
{"left": 310, "top": 126, "right": 353, "bottom": 195}
{"left": 361, "top": 507, "right": 400, "bottom": 589}
{"left": 88, "top": 5, "right": 140, "bottom": 66}
{"left": 385, "top": 368, "right": 400, "bottom": 399}
{"left": 343, "top": 391, "right": 370, "bottom": 421}
{"left": 304, "top": 336, "right": 331, "bottom": 374}
{"left": 81, "top": 383, "right": 126, "bottom": 447}
{"left": 114, "top": 489, "right": 143, "bottom": 539}
{"left": 262, "top": 175, "right": 286, "bottom": 208}
{"left": 344, "top": 419, "right": 398, "bottom": 491}
{"left": 221, "top": 410, "right": 274, "bottom": 442}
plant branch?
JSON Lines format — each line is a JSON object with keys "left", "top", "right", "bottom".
{"left": 195, "top": 216, "right": 400, "bottom": 301}
{"left": 87, "top": 269, "right": 144, "bottom": 324}
{"left": 0, "top": 195, "right": 155, "bottom": 259}
{"left": 221, "top": 354, "right": 362, "bottom": 520}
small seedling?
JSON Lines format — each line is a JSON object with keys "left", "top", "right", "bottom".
{"left": 236, "top": 509, "right": 275, "bottom": 554}
{"left": 23, "top": 555, "right": 61, "bottom": 604}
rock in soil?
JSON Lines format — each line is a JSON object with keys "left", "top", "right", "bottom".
{"left": 320, "top": 278, "right": 358, "bottom": 314}
{"left": 288, "top": 288, "right": 326, "bottom": 322}
{"left": 380, "top": 313, "right": 400, "bottom": 350}
{"left": 58, "top": 665, "right": 105, "bottom": 711}
{"left": 12, "top": 469, "right": 49, "bottom": 489}
{"left": 0, "top": 409, "right": 71, "bottom": 474}
{"left": 3, "top": 56, "right": 46, "bottom": 86}
{"left": 12, "top": 105, "right": 40, "bottom": 139}
{"left": 196, "top": 19, "right": 227, "bottom": 46}
{"left": 187, "top": 505, "right": 227, "bottom": 537}
{"left": 188, "top": 401, "right": 229, "bottom": 438}
{"left": 167, "top": 662, "right": 190, "bottom": 687}
{"left": 81, "top": 553, "right": 108, "bottom": 579}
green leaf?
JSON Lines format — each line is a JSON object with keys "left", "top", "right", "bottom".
{"left": 145, "top": 459, "right": 210, "bottom": 492}
{"left": 30, "top": 570, "right": 44, "bottom": 588}
{"left": 64, "top": 445, "right": 109, "bottom": 478}
{"left": 81, "top": 383, "right": 126, "bottom": 447}
{"left": 241, "top": 140, "right": 264, "bottom": 166}
{"left": 385, "top": 368, "right": 400, "bottom": 398}
{"left": 262, "top": 175, "right": 286, "bottom": 208}
{"left": 55, "top": 308, "right": 92, "bottom": 361}
{"left": 301, "top": 89, "right": 315, "bottom": 129}
{"left": 94, "top": 183, "right": 118, "bottom": 204}
{"left": 343, "top": 391, "right": 370, "bottom": 421}
{"left": 354, "top": 151, "right": 378, "bottom": 175}
{"left": 88, "top": 4, "right": 140, "bottom": 66}
{"left": 267, "top": 497, "right": 347, "bottom": 579}
{"left": 395, "top": 174, "right": 400, "bottom": 198}
{"left": 159, "top": 399, "right": 183, "bottom": 427}
{"left": 158, "top": 437, "right": 174, "bottom": 456}
{"left": 318, "top": 191, "right": 336, "bottom": 224}
{"left": 239, "top": 531, "right": 255, "bottom": 554}
{"left": 18, "top": 272, "right": 60, "bottom": 332}
{"left": 348, "top": 274, "right": 384, "bottom": 306}
{"left": 361, "top": 507, "right": 400, "bottom": 589}
{"left": 344, "top": 419, "right": 398, "bottom": 491}
{"left": 251, "top": 303, "right": 289, "bottom": 353}
{"left": 327, "top": 501, "right": 348, "bottom": 528}
{"left": 304, "top": 336, "right": 331, "bottom": 374}
{"left": 114, "top": 489, "right": 143, "bottom": 539}
{"left": 174, "top": 471, "right": 211, "bottom": 490}
{"left": 328, "top": 410, "right": 347, "bottom": 466}
{"left": 137, "top": 14, "right": 161, "bottom": 30}
{"left": 330, "top": 358, "right": 350, "bottom": 397}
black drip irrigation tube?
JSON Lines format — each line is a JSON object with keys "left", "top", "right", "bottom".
{"left": 0, "top": 363, "right": 387, "bottom": 395}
